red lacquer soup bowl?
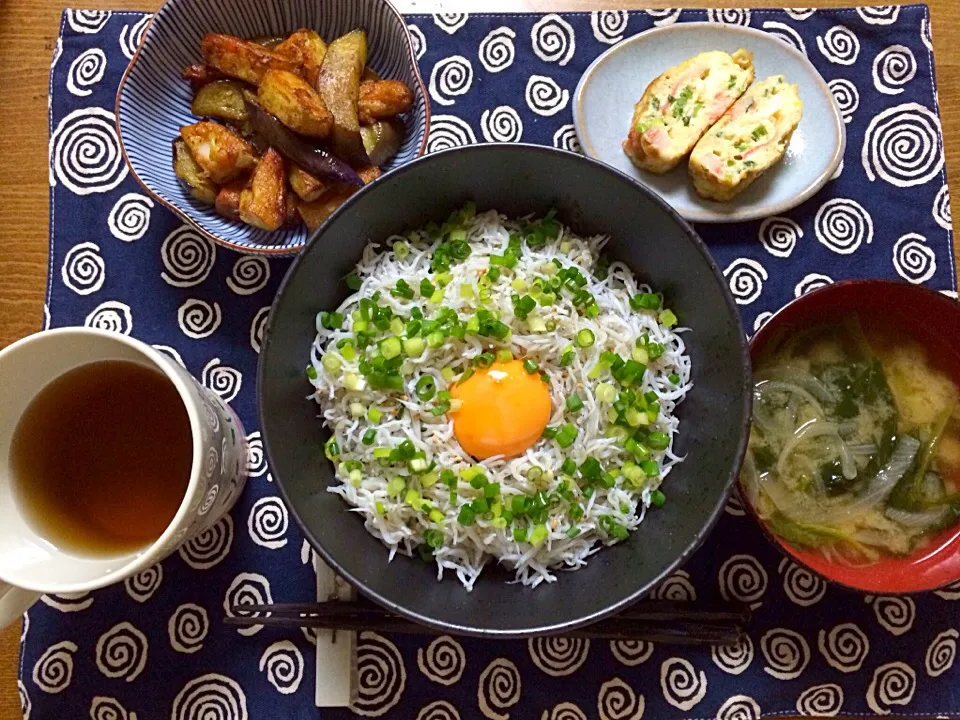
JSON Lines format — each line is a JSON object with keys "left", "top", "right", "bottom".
{"left": 745, "top": 280, "right": 960, "bottom": 594}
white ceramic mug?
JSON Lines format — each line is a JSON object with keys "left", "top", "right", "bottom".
{"left": 0, "top": 328, "right": 248, "bottom": 628}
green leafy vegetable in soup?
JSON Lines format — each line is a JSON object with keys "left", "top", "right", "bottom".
{"left": 742, "top": 316, "right": 960, "bottom": 564}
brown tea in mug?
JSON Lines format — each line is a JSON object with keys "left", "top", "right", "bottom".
{"left": 9, "top": 360, "right": 193, "bottom": 556}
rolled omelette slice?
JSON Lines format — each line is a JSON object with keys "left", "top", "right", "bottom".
{"left": 689, "top": 75, "right": 804, "bottom": 202}
{"left": 622, "top": 49, "right": 754, "bottom": 174}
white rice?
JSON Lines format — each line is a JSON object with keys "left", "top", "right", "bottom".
{"left": 309, "top": 210, "right": 692, "bottom": 590}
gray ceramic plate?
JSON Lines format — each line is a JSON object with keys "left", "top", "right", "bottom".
{"left": 574, "top": 23, "right": 845, "bottom": 223}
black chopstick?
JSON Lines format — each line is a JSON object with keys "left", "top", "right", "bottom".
{"left": 225, "top": 600, "right": 748, "bottom": 645}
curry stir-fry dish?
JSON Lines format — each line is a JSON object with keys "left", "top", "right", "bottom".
{"left": 173, "top": 29, "right": 414, "bottom": 232}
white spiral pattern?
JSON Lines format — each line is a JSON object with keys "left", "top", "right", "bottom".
{"left": 723, "top": 258, "right": 768, "bottom": 305}
{"left": 259, "top": 641, "right": 303, "bottom": 694}
{"left": 223, "top": 573, "right": 274, "bottom": 637}
{"left": 432, "top": 13, "right": 468, "bottom": 35}
{"left": 870, "top": 595, "right": 916, "bottom": 635}
{"left": 417, "top": 635, "right": 466, "bottom": 685}
{"left": 250, "top": 306, "right": 270, "bottom": 353}
{"left": 925, "top": 629, "right": 957, "bottom": 677}
{"left": 161, "top": 226, "right": 216, "bottom": 287}
{"left": 827, "top": 79, "right": 859, "bottom": 123}
{"left": 95, "top": 622, "right": 148, "bottom": 682}
{"left": 553, "top": 124, "right": 581, "bottom": 153}
{"left": 660, "top": 658, "right": 707, "bottom": 710}
{"left": 866, "top": 661, "right": 916, "bottom": 714}
{"left": 610, "top": 640, "right": 655, "bottom": 666}
{"left": 933, "top": 580, "right": 960, "bottom": 600}
{"left": 541, "top": 703, "right": 586, "bottom": 720}
{"left": 153, "top": 344, "right": 185, "bottom": 368}
{"left": 645, "top": 8, "right": 682, "bottom": 26}
{"left": 62, "top": 242, "right": 105, "bottom": 295}
{"left": 795, "top": 273, "right": 834, "bottom": 297}
{"left": 753, "top": 312, "right": 773, "bottom": 333}
{"left": 407, "top": 25, "right": 426, "bottom": 60}
{"left": 89, "top": 696, "right": 136, "bottom": 720}
{"left": 478, "top": 657, "right": 521, "bottom": 720}
{"left": 707, "top": 9, "right": 752, "bottom": 26}
{"left": 873, "top": 45, "right": 916, "bottom": 96}
{"left": 85, "top": 300, "right": 133, "bottom": 334}
{"left": 724, "top": 492, "right": 745, "bottom": 516}
{"left": 531, "top": 14, "right": 576, "bottom": 66}
{"left": 858, "top": 6, "right": 901, "bottom": 24}
{"left": 417, "top": 700, "right": 460, "bottom": 720}
{"left": 32, "top": 641, "right": 77, "bottom": 693}
{"left": 119, "top": 14, "right": 152, "bottom": 59}
{"left": 246, "top": 431, "right": 267, "bottom": 477}
{"left": 814, "top": 197, "right": 874, "bottom": 254}
{"left": 933, "top": 185, "right": 951, "bottom": 230}
{"left": 248, "top": 496, "right": 288, "bottom": 549}
{"left": 711, "top": 635, "right": 754, "bottom": 675}
{"left": 41, "top": 592, "right": 93, "bottom": 613}
{"left": 227, "top": 256, "right": 270, "bottom": 295}
{"left": 651, "top": 570, "right": 696, "bottom": 601}
{"left": 169, "top": 603, "right": 209, "bottom": 654}
{"left": 66, "top": 48, "right": 106, "bottom": 97}
{"left": 893, "top": 232, "right": 937, "bottom": 283}
{"left": 817, "top": 25, "right": 860, "bottom": 65}
{"left": 50, "top": 107, "right": 127, "bottom": 195}
{"left": 108, "top": 192, "right": 152, "bottom": 242}
{"left": 478, "top": 27, "right": 516, "bottom": 73}
{"left": 67, "top": 9, "right": 111, "bottom": 34}
{"left": 779, "top": 559, "right": 826, "bottom": 606}
{"left": 172, "top": 673, "right": 248, "bottom": 720}
{"left": 796, "top": 683, "right": 844, "bottom": 716}
{"left": 19, "top": 680, "right": 29, "bottom": 719}
{"left": 481, "top": 106, "right": 523, "bottom": 143}
{"left": 529, "top": 637, "right": 590, "bottom": 676}
{"left": 429, "top": 55, "right": 473, "bottom": 106}
{"left": 818, "top": 623, "right": 869, "bottom": 672}
{"left": 426, "top": 115, "right": 477, "bottom": 153}
{"left": 719, "top": 554, "right": 768, "bottom": 608}
{"left": 862, "top": 102, "right": 944, "bottom": 187}
{"left": 202, "top": 358, "right": 242, "bottom": 403}
{"left": 124, "top": 564, "right": 162, "bottom": 603}
{"left": 591, "top": 11, "right": 628, "bottom": 44}
{"left": 525, "top": 75, "right": 570, "bottom": 117}
{"left": 179, "top": 515, "right": 234, "bottom": 570}
{"left": 759, "top": 216, "right": 803, "bottom": 258}
{"left": 785, "top": 8, "right": 817, "bottom": 20}
{"left": 597, "top": 678, "right": 644, "bottom": 720}
{"left": 716, "top": 694, "right": 761, "bottom": 720}
{"left": 921, "top": 17, "right": 933, "bottom": 51}
{"left": 352, "top": 631, "right": 407, "bottom": 717}
{"left": 760, "top": 628, "right": 810, "bottom": 679}
{"left": 178, "top": 298, "right": 222, "bottom": 339}
{"left": 762, "top": 21, "right": 807, "bottom": 55}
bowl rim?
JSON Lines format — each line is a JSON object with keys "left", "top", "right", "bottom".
{"left": 573, "top": 21, "right": 846, "bottom": 224}
{"left": 743, "top": 278, "right": 960, "bottom": 594}
{"left": 113, "top": 0, "right": 432, "bottom": 256}
{"left": 257, "top": 142, "right": 753, "bottom": 637}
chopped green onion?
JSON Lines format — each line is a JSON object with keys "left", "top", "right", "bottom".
{"left": 641, "top": 460, "right": 660, "bottom": 477}
{"left": 373, "top": 447, "right": 392, "bottom": 459}
{"left": 523, "top": 358, "right": 539, "bottom": 374}
{"left": 530, "top": 525, "right": 548, "bottom": 545}
{"left": 566, "top": 527, "right": 581, "bottom": 538}
{"left": 393, "top": 240, "right": 410, "bottom": 259}
{"left": 403, "top": 337, "right": 425, "bottom": 358}
{"left": 324, "top": 438, "right": 339, "bottom": 459}
{"left": 527, "top": 316, "right": 547, "bottom": 333}
{"left": 542, "top": 426, "right": 558, "bottom": 440}
{"left": 561, "top": 458, "right": 577, "bottom": 475}
{"left": 630, "top": 293, "right": 660, "bottom": 311}
{"left": 349, "top": 402, "right": 365, "bottom": 418}
{"left": 420, "top": 278, "right": 435, "bottom": 298}
{"left": 426, "top": 331, "right": 445, "bottom": 349}
{"left": 345, "top": 273, "right": 362, "bottom": 290}
{"left": 362, "top": 429, "right": 376, "bottom": 445}
{"left": 471, "top": 497, "right": 490, "bottom": 513}
{"left": 539, "top": 291, "right": 557, "bottom": 306}
{"left": 391, "top": 279, "right": 415, "bottom": 300}
{"left": 415, "top": 375, "right": 436, "bottom": 401}
{"left": 596, "top": 383, "right": 616, "bottom": 403}
{"left": 566, "top": 394, "right": 584, "bottom": 412}
{"left": 651, "top": 489, "right": 666, "bottom": 507}
{"left": 457, "top": 505, "right": 476, "bottom": 526}
{"left": 322, "top": 354, "right": 342, "bottom": 374}
{"left": 459, "top": 367, "right": 475, "bottom": 384}
{"left": 368, "top": 407, "right": 382, "bottom": 423}
{"left": 319, "top": 311, "right": 344, "bottom": 330}
{"left": 510, "top": 278, "right": 526, "bottom": 292}
{"left": 659, "top": 309, "right": 678, "bottom": 327}
{"left": 306, "top": 364, "right": 318, "bottom": 380}
{"left": 404, "top": 488, "right": 421, "bottom": 507}
{"left": 381, "top": 337, "right": 402, "bottom": 360}
{"left": 386, "top": 477, "right": 405, "bottom": 496}
{"left": 555, "top": 424, "right": 578, "bottom": 448}
{"left": 375, "top": 501, "right": 386, "bottom": 515}
{"left": 496, "top": 348, "right": 514, "bottom": 362}
{"left": 646, "top": 431, "right": 669, "bottom": 450}
{"left": 484, "top": 483, "right": 501, "bottom": 499}
{"left": 513, "top": 527, "right": 528, "bottom": 542}
{"left": 576, "top": 329, "right": 595, "bottom": 348}
{"left": 473, "top": 353, "right": 495, "bottom": 369}
{"left": 560, "top": 349, "right": 575, "bottom": 367}
{"left": 429, "top": 508, "right": 445, "bottom": 523}
{"left": 423, "top": 528, "right": 443, "bottom": 548}
{"left": 429, "top": 289, "right": 444, "bottom": 304}
{"left": 460, "top": 283, "right": 474, "bottom": 299}
{"left": 668, "top": 372, "right": 681, "bottom": 384}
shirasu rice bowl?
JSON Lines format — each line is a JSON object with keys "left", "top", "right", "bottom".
{"left": 308, "top": 206, "right": 692, "bottom": 590}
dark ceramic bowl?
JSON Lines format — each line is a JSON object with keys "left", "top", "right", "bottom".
{"left": 746, "top": 280, "right": 960, "bottom": 594}
{"left": 258, "top": 144, "right": 751, "bottom": 636}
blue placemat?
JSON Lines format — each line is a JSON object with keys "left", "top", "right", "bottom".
{"left": 22, "top": 6, "right": 958, "bottom": 719}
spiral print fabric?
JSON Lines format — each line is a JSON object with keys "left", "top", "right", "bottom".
{"left": 25, "top": 8, "right": 959, "bottom": 719}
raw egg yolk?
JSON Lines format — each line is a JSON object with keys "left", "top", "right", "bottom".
{"left": 449, "top": 359, "right": 552, "bottom": 460}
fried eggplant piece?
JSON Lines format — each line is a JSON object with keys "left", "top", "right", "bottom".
{"left": 214, "top": 180, "right": 246, "bottom": 220}
{"left": 360, "top": 120, "right": 404, "bottom": 167}
{"left": 284, "top": 191, "right": 301, "bottom": 227}
{"left": 297, "top": 186, "right": 355, "bottom": 232}
{"left": 180, "top": 121, "right": 257, "bottom": 184}
{"left": 239, "top": 148, "right": 287, "bottom": 230}
{"left": 191, "top": 80, "right": 249, "bottom": 122}
{"left": 315, "top": 29, "right": 369, "bottom": 164}
{"left": 201, "top": 33, "right": 302, "bottom": 86}
{"left": 357, "top": 80, "right": 414, "bottom": 124}
{"left": 172, "top": 137, "right": 217, "bottom": 204}
{"left": 182, "top": 64, "right": 226, "bottom": 90}
{"left": 274, "top": 29, "right": 327, "bottom": 86}
{"left": 356, "top": 165, "right": 381, "bottom": 184}
{"left": 258, "top": 70, "right": 333, "bottom": 138}
{"left": 288, "top": 164, "right": 329, "bottom": 203}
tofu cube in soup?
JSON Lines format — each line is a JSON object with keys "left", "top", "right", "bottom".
{"left": 180, "top": 121, "right": 257, "bottom": 184}
{"left": 689, "top": 75, "right": 803, "bottom": 202}
{"left": 623, "top": 49, "right": 754, "bottom": 174}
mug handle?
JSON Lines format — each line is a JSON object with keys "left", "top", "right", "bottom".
{"left": 0, "top": 581, "right": 40, "bottom": 630}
